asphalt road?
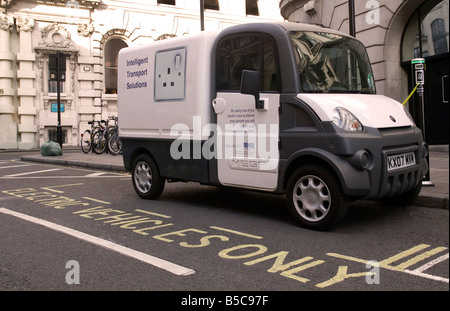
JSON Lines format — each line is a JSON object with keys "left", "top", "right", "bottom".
{"left": 1, "top": 152, "right": 448, "bottom": 298}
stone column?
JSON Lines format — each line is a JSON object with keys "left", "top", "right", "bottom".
{"left": 0, "top": 13, "right": 16, "bottom": 149}
{"left": 16, "top": 16, "right": 37, "bottom": 149}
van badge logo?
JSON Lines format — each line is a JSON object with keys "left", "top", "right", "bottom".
{"left": 390, "top": 116, "right": 396, "bottom": 122}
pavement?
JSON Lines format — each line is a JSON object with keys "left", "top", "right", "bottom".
{"left": 16, "top": 145, "right": 449, "bottom": 210}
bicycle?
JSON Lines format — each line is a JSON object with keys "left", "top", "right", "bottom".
{"left": 80, "top": 120, "right": 103, "bottom": 154}
{"left": 92, "top": 119, "right": 108, "bottom": 154}
{"left": 107, "top": 116, "right": 122, "bottom": 155}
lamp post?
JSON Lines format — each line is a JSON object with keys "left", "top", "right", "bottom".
{"left": 200, "top": 0, "right": 204, "bottom": 31}
{"left": 348, "top": 0, "right": 356, "bottom": 37}
{"left": 49, "top": 51, "right": 67, "bottom": 148}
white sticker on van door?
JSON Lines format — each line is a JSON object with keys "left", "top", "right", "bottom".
{"left": 215, "top": 92, "right": 280, "bottom": 191}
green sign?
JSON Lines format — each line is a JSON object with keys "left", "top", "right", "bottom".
{"left": 411, "top": 58, "right": 425, "bottom": 64}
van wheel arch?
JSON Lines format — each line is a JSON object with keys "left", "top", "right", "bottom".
{"left": 283, "top": 155, "right": 339, "bottom": 191}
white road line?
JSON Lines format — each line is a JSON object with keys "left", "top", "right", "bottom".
{"left": 0, "top": 164, "right": 34, "bottom": 169}
{"left": 413, "top": 253, "right": 449, "bottom": 273}
{"left": 0, "top": 175, "right": 127, "bottom": 179}
{"left": 403, "top": 253, "right": 449, "bottom": 283}
{"left": 85, "top": 172, "right": 107, "bottom": 177}
{"left": 404, "top": 269, "right": 449, "bottom": 283}
{"left": 5, "top": 168, "right": 62, "bottom": 177}
{"left": 0, "top": 208, "right": 195, "bottom": 276}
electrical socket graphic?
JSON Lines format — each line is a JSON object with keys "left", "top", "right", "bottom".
{"left": 154, "top": 48, "right": 186, "bottom": 101}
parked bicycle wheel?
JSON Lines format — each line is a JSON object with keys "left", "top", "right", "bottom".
{"left": 80, "top": 130, "right": 92, "bottom": 154}
{"left": 107, "top": 129, "right": 122, "bottom": 155}
{"left": 92, "top": 130, "right": 107, "bottom": 154}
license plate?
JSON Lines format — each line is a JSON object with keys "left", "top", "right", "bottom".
{"left": 387, "top": 152, "right": 416, "bottom": 171}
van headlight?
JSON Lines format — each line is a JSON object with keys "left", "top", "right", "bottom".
{"left": 332, "top": 107, "right": 363, "bottom": 132}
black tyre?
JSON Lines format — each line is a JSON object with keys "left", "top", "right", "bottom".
{"left": 107, "top": 129, "right": 122, "bottom": 155}
{"left": 80, "top": 130, "right": 92, "bottom": 154}
{"left": 92, "top": 130, "right": 106, "bottom": 154}
{"left": 132, "top": 154, "right": 165, "bottom": 199}
{"left": 286, "top": 165, "right": 348, "bottom": 230}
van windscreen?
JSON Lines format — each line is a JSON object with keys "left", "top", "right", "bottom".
{"left": 290, "top": 31, "right": 376, "bottom": 94}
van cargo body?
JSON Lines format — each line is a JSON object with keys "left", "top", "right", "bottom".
{"left": 118, "top": 22, "right": 428, "bottom": 230}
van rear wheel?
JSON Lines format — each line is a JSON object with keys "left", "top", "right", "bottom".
{"left": 286, "top": 165, "right": 348, "bottom": 230}
{"left": 132, "top": 154, "right": 165, "bottom": 199}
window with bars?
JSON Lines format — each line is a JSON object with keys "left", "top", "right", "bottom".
{"left": 48, "top": 129, "right": 67, "bottom": 144}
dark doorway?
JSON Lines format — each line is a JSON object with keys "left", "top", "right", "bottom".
{"left": 424, "top": 53, "right": 449, "bottom": 144}
{"left": 403, "top": 54, "right": 449, "bottom": 145}
{"left": 401, "top": 0, "right": 449, "bottom": 145}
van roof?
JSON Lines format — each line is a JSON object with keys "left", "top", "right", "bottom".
{"left": 221, "top": 21, "right": 352, "bottom": 38}
{"left": 277, "top": 22, "right": 349, "bottom": 35}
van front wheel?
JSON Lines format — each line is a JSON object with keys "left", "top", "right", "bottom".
{"left": 286, "top": 165, "right": 348, "bottom": 230}
{"left": 132, "top": 154, "right": 165, "bottom": 199}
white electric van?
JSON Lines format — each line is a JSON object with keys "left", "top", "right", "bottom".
{"left": 117, "top": 22, "right": 428, "bottom": 230}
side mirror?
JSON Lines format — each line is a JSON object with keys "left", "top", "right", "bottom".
{"left": 240, "top": 70, "right": 264, "bottom": 109}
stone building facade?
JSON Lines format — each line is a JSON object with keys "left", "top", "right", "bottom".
{"left": 280, "top": 0, "right": 449, "bottom": 144}
{"left": 0, "top": 0, "right": 283, "bottom": 149}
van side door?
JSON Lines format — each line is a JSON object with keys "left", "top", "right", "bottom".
{"left": 212, "top": 34, "right": 280, "bottom": 191}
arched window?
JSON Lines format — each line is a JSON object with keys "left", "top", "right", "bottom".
{"left": 104, "top": 38, "right": 128, "bottom": 94}
{"left": 402, "top": 0, "right": 449, "bottom": 61}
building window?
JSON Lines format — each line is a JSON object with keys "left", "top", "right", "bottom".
{"left": 48, "top": 80, "right": 64, "bottom": 94}
{"left": 431, "top": 18, "right": 448, "bottom": 54}
{"left": 205, "top": 0, "right": 219, "bottom": 10}
{"left": 158, "top": 0, "right": 175, "bottom": 5}
{"left": 246, "top": 0, "right": 259, "bottom": 16}
{"left": 48, "top": 56, "right": 65, "bottom": 94}
{"left": 104, "top": 38, "right": 128, "bottom": 94}
{"left": 218, "top": 35, "right": 279, "bottom": 92}
{"left": 48, "top": 129, "right": 67, "bottom": 144}
{"left": 414, "top": 47, "right": 421, "bottom": 58}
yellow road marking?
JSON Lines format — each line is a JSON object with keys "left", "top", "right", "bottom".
{"left": 42, "top": 183, "right": 83, "bottom": 193}
{"left": 82, "top": 197, "right": 111, "bottom": 205}
{"left": 135, "top": 209, "right": 172, "bottom": 219}
{"left": 210, "top": 226, "right": 263, "bottom": 240}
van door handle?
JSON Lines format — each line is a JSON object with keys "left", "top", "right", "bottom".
{"left": 442, "top": 75, "right": 449, "bottom": 104}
